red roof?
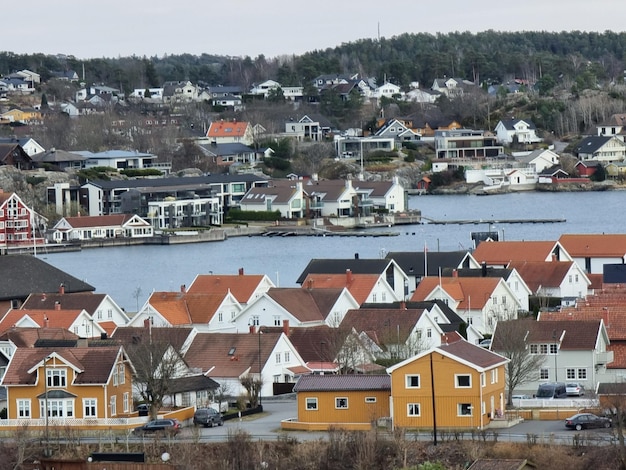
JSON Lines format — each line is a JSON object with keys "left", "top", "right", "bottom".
{"left": 559, "top": 234, "right": 626, "bottom": 257}
{"left": 187, "top": 273, "right": 269, "bottom": 304}
{"left": 206, "top": 120, "right": 249, "bottom": 138}
{"left": 472, "top": 241, "right": 561, "bottom": 266}
{"left": 60, "top": 214, "right": 134, "bottom": 229}
{"left": 301, "top": 272, "right": 380, "bottom": 305}
{"left": 411, "top": 276, "right": 501, "bottom": 309}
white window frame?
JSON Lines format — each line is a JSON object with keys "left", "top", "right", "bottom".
{"left": 335, "top": 397, "right": 348, "bottom": 409}
{"left": 306, "top": 397, "right": 318, "bottom": 410}
{"left": 84, "top": 398, "right": 97, "bottom": 418}
{"left": 455, "top": 374, "right": 472, "bottom": 388}
{"left": 17, "top": 399, "right": 30, "bottom": 418}
{"left": 407, "top": 403, "right": 420, "bottom": 416}
{"left": 458, "top": 403, "right": 473, "bottom": 416}
{"left": 365, "top": 397, "right": 377, "bottom": 403}
{"left": 405, "top": 374, "right": 420, "bottom": 389}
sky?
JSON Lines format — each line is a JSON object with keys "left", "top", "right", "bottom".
{"left": 5, "top": 0, "right": 626, "bottom": 60}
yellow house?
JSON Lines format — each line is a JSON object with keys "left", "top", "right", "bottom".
{"left": 1, "top": 108, "right": 42, "bottom": 124}
{"left": 1, "top": 345, "right": 135, "bottom": 429}
{"left": 283, "top": 374, "right": 391, "bottom": 431}
{"left": 387, "top": 339, "right": 509, "bottom": 430}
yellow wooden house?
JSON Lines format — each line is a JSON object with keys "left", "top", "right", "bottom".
{"left": 1, "top": 345, "right": 135, "bottom": 430}
{"left": 387, "top": 338, "right": 509, "bottom": 430}
{"left": 283, "top": 374, "right": 391, "bottom": 431}
{"left": 0, "top": 108, "right": 42, "bottom": 124}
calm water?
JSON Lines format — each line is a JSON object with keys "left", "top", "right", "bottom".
{"left": 43, "top": 192, "right": 626, "bottom": 311}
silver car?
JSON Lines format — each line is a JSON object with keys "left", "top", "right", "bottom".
{"left": 566, "top": 383, "right": 585, "bottom": 396}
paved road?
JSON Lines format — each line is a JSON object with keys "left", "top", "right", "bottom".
{"left": 131, "top": 399, "right": 617, "bottom": 445}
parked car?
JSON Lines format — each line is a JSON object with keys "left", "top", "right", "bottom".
{"left": 478, "top": 339, "right": 492, "bottom": 348}
{"left": 133, "top": 418, "right": 181, "bottom": 436}
{"left": 564, "top": 413, "right": 611, "bottom": 430}
{"left": 193, "top": 408, "right": 224, "bottom": 428}
{"left": 566, "top": 383, "right": 585, "bottom": 396}
{"left": 136, "top": 403, "right": 149, "bottom": 416}
{"left": 511, "top": 394, "right": 531, "bottom": 400}
{"left": 536, "top": 382, "right": 568, "bottom": 399}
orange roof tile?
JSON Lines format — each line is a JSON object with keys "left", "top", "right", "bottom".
{"left": 206, "top": 120, "right": 249, "bottom": 138}
{"left": 187, "top": 273, "right": 267, "bottom": 303}
{"left": 508, "top": 261, "right": 575, "bottom": 292}
{"left": 301, "top": 273, "right": 380, "bottom": 305}
{"left": 559, "top": 234, "right": 626, "bottom": 257}
{"left": 147, "top": 291, "right": 228, "bottom": 325}
{"left": 472, "top": 241, "right": 560, "bottom": 266}
{"left": 0, "top": 308, "right": 83, "bottom": 333}
{"left": 411, "top": 276, "right": 501, "bottom": 309}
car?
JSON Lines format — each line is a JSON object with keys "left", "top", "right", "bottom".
{"left": 511, "top": 394, "right": 531, "bottom": 400}
{"left": 566, "top": 382, "right": 585, "bottom": 396}
{"left": 536, "top": 382, "right": 568, "bottom": 399}
{"left": 193, "top": 408, "right": 224, "bottom": 428}
{"left": 133, "top": 418, "right": 181, "bottom": 436}
{"left": 136, "top": 403, "right": 149, "bottom": 416}
{"left": 478, "top": 339, "right": 492, "bottom": 348}
{"left": 564, "top": 413, "right": 612, "bottom": 431}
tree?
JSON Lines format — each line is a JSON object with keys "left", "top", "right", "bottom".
{"left": 125, "top": 327, "right": 191, "bottom": 419}
{"left": 491, "top": 319, "right": 546, "bottom": 406}
{"left": 266, "top": 86, "right": 285, "bottom": 103}
{"left": 240, "top": 375, "right": 263, "bottom": 408}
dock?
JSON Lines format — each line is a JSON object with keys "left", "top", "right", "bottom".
{"left": 424, "top": 218, "right": 566, "bottom": 225}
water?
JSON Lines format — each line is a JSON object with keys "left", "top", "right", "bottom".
{"left": 42, "top": 192, "right": 626, "bottom": 311}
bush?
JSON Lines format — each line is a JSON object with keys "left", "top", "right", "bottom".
{"left": 120, "top": 168, "right": 163, "bottom": 177}
{"left": 226, "top": 209, "right": 281, "bottom": 222}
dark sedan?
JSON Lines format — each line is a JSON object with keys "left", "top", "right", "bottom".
{"left": 564, "top": 413, "right": 612, "bottom": 431}
{"left": 133, "top": 418, "right": 181, "bottom": 436}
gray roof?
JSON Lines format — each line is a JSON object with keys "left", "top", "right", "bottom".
{"left": 296, "top": 258, "right": 394, "bottom": 285}
{"left": 198, "top": 142, "right": 255, "bottom": 156}
{"left": 386, "top": 251, "right": 468, "bottom": 277}
{"left": 293, "top": 374, "right": 390, "bottom": 392}
{"left": 32, "top": 149, "right": 87, "bottom": 164}
{"left": 167, "top": 374, "right": 220, "bottom": 394}
{"left": 83, "top": 174, "right": 268, "bottom": 190}
{"left": 499, "top": 118, "right": 537, "bottom": 130}
{"left": 574, "top": 136, "right": 614, "bottom": 155}
{"left": 0, "top": 255, "right": 94, "bottom": 301}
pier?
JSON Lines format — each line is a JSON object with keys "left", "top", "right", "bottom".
{"left": 423, "top": 217, "right": 566, "bottom": 225}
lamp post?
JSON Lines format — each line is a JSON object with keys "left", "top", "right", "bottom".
{"left": 43, "top": 355, "right": 51, "bottom": 457}
{"left": 257, "top": 326, "right": 262, "bottom": 408}
{"left": 552, "top": 329, "right": 558, "bottom": 382}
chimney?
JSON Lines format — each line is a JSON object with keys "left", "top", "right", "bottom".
{"left": 400, "top": 301, "right": 406, "bottom": 310}
{"left": 43, "top": 315, "right": 49, "bottom": 328}
{"left": 346, "top": 269, "right": 353, "bottom": 284}
{"left": 54, "top": 301, "right": 61, "bottom": 311}
{"left": 481, "top": 262, "right": 487, "bottom": 277}
{"left": 143, "top": 318, "right": 151, "bottom": 330}
{"left": 249, "top": 325, "right": 256, "bottom": 334}
{"left": 42, "top": 293, "right": 47, "bottom": 301}
{"left": 551, "top": 253, "right": 557, "bottom": 261}
{"left": 180, "top": 284, "right": 186, "bottom": 293}
{"left": 452, "top": 269, "right": 458, "bottom": 278}
{"left": 354, "top": 253, "right": 359, "bottom": 259}
{"left": 282, "top": 319, "right": 290, "bottom": 336}
{"left": 307, "top": 278, "right": 313, "bottom": 290}
{"left": 59, "top": 284, "right": 65, "bottom": 295}
{"left": 238, "top": 267, "right": 244, "bottom": 276}
{"left": 77, "top": 338, "right": 88, "bottom": 348}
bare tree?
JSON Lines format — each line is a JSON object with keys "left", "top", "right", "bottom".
{"left": 124, "top": 327, "right": 190, "bottom": 419}
{"left": 240, "top": 375, "right": 263, "bottom": 408}
{"left": 491, "top": 319, "right": 545, "bottom": 406}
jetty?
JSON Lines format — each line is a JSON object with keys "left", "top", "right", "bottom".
{"left": 423, "top": 217, "right": 566, "bottom": 225}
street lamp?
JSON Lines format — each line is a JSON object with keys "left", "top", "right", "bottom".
{"left": 43, "top": 355, "right": 51, "bottom": 457}
{"left": 552, "top": 330, "right": 558, "bottom": 382}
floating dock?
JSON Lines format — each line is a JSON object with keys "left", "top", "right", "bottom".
{"left": 425, "top": 218, "right": 566, "bottom": 225}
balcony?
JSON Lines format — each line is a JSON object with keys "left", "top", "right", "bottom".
{"left": 310, "top": 201, "right": 325, "bottom": 210}
{"left": 595, "top": 350, "right": 614, "bottom": 366}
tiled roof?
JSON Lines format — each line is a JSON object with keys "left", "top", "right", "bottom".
{"left": 2, "top": 346, "right": 121, "bottom": 386}
{"left": 341, "top": 308, "right": 427, "bottom": 344}
{"left": 22, "top": 292, "right": 107, "bottom": 315}
{"left": 0, "top": 255, "right": 94, "bottom": 301}
{"left": 303, "top": 180, "right": 352, "bottom": 202}
{"left": 386, "top": 251, "right": 467, "bottom": 277}
{"left": 0, "top": 327, "right": 79, "bottom": 347}
{"left": 411, "top": 276, "right": 501, "bottom": 309}
{"left": 267, "top": 288, "right": 343, "bottom": 323}
{"left": 296, "top": 259, "right": 393, "bottom": 285}
{"left": 559, "top": 234, "right": 626, "bottom": 257}
{"left": 293, "top": 374, "right": 390, "bottom": 392}
{"left": 301, "top": 273, "right": 379, "bottom": 305}
{"left": 241, "top": 185, "right": 299, "bottom": 205}
{"left": 146, "top": 291, "right": 228, "bottom": 325}
{"left": 187, "top": 273, "right": 268, "bottom": 304}
{"left": 494, "top": 318, "right": 602, "bottom": 350}
{"left": 59, "top": 214, "right": 134, "bottom": 229}
{"left": 183, "top": 331, "right": 282, "bottom": 378}
{"left": 110, "top": 326, "right": 193, "bottom": 352}
{"left": 438, "top": 339, "right": 508, "bottom": 370}
{"left": 508, "top": 261, "right": 575, "bottom": 292}
{"left": 0, "top": 308, "right": 84, "bottom": 334}
{"left": 471, "top": 241, "right": 560, "bottom": 265}
{"left": 167, "top": 374, "right": 220, "bottom": 394}
{"left": 206, "top": 120, "right": 249, "bottom": 138}
{"left": 261, "top": 324, "right": 346, "bottom": 363}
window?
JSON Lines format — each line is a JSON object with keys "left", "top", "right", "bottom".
{"left": 381, "top": 292, "right": 386, "bottom": 301}
{"left": 110, "top": 396, "right": 116, "bottom": 416}
{"left": 492, "top": 297, "right": 497, "bottom": 305}
{"left": 273, "top": 315, "right": 281, "bottom": 326}
{"left": 372, "top": 293, "right": 377, "bottom": 302}
{"left": 407, "top": 403, "right": 420, "bottom": 416}
{"left": 218, "top": 312, "right": 223, "bottom": 322}
{"left": 47, "top": 369, "right": 67, "bottom": 387}
{"left": 335, "top": 397, "right": 348, "bottom": 409}
{"left": 502, "top": 296, "right": 506, "bottom": 304}
{"left": 426, "top": 328, "right": 432, "bottom": 338}
{"left": 118, "top": 364, "right": 125, "bottom": 384}
{"left": 458, "top": 403, "right": 473, "bottom": 416}
{"left": 273, "top": 375, "right": 281, "bottom": 383}
{"left": 107, "top": 309, "right": 113, "bottom": 318}
{"left": 306, "top": 398, "right": 318, "bottom": 410}
{"left": 365, "top": 397, "right": 377, "bottom": 403}
{"left": 455, "top": 374, "right": 471, "bottom": 388}
{"left": 275, "top": 353, "right": 281, "bottom": 364}
{"left": 480, "top": 373, "right": 486, "bottom": 387}
{"left": 251, "top": 316, "right": 260, "bottom": 326}
{"left": 97, "top": 309, "right": 103, "bottom": 319}
{"left": 540, "top": 368, "right": 549, "bottom": 380}
{"left": 550, "top": 344, "right": 558, "bottom": 354}
{"left": 84, "top": 399, "right": 97, "bottom": 417}
{"left": 17, "top": 400, "right": 30, "bottom": 418}
{"left": 578, "top": 368, "right": 587, "bottom": 379}
{"left": 530, "top": 344, "right": 539, "bottom": 354}
{"left": 284, "top": 351, "right": 290, "bottom": 362}
{"left": 405, "top": 375, "right": 420, "bottom": 388}
{"left": 567, "top": 368, "right": 576, "bottom": 380}
{"left": 491, "top": 368, "right": 498, "bottom": 384}
{"left": 41, "top": 399, "right": 74, "bottom": 418}
{"left": 540, "top": 344, "right": 548, "bottom": 354}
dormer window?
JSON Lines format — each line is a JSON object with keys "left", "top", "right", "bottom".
{"left": 47, "top": 368, "right": 67, "bottom": 387}
{"left": 228, "top": 347, "right": 236, "bottom": 356}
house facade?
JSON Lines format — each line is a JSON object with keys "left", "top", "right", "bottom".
{"left": 495, "top": 119, "right": 541, "bottom": 145}
{"left": 387, "top": 339, "right": 509, "bottom": 429}
{"left": 50, "top": 214, "right": 153, "bottom": 242}
{"left": 2, "top": 346, "right": 134, "bottom": 427}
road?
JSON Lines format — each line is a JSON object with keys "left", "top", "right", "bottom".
{"left": 126, "top": 399, "right": 617, "bottom": 446}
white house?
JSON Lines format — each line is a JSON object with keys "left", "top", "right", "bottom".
{"left": 371, "top": 82, "right": 403, "bottom": 100}
{"left": 495, "top": 118, "right": 542, "bottom": 145}
{"left": 510, "top": 261, "right": 591, "bottom": 303}
{"left": 515, "top": 148, "right": 560, "bottom": 173}
{"left": 50, "top": 214, "right": 153, "bottom": 242}
{"left": 239, "top": 181, "right": 306, "bottom": 219}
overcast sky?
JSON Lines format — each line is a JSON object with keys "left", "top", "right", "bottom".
{"left": 5, "top": 0, "right": 625, "bottom": 60}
